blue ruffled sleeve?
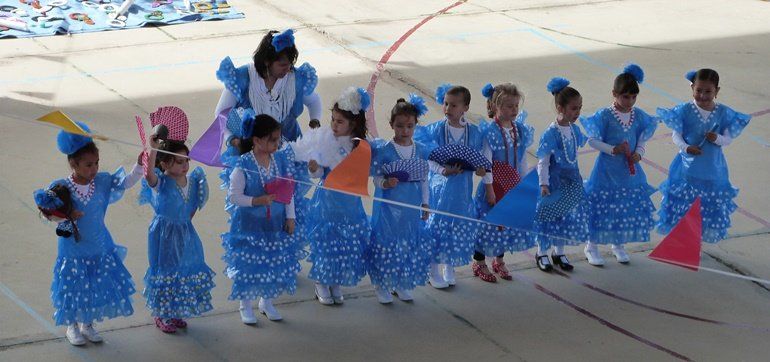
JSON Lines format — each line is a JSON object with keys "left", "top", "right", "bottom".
{"left": 294, "top": 63, "right": 318, "bottom": 97}
{"left": 634, "top": 107, "right": 659, "bottom": 143}
{"left": 656, "top": 102, "right": 688, "bottom": 134}
{"left": 580, "top": 108, "right": 608, "bottom": 140}
{"left": 190, "top": 167, "right": 209, "bottom": 211}
{"left": 720, "top": 105, "right": 751, "bottom": 138}
{"left": 536, "top": 127, "right": 558, "bottom": 159}
{"left": 216, "top": 57, "right": 249, "bottom": 104}
{"left": 106, "top": 167, "right": 127, "bottom": 204}
{"left": 515, "top": 111, "right": 535, "bottom": 148}
{"left": 138, "top": 168, "right": 163, "bottom": 207}
{"left": 413, "top": 122, "right": 441, "bottom": 153}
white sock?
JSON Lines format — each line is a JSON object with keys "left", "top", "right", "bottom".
{"left": 553, "top": 245, "right": 565, "bottom": 255}
{"left": 240, "top": 299, "right": 252, "bottom": 309}
{"left": 586, "top": 241, "right": 596, "bottom": 249}
{"left": 537, "top": 243, "right": 548, "bottom": 255}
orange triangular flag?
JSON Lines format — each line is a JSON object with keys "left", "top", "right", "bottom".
{"left": 649, "top": 197, "right": 702, "bottom": 271}
{"left": 324, "top": 139, "right": 371, "bottom": 196}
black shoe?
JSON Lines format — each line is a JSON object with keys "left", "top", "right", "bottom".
{"left": 551, "top": 254, "right": 574, "bottom": 271}
{"left": 536, "top": 254, "right": 553, "bottom": 272}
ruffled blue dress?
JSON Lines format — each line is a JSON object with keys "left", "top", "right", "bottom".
{"left": 34, "top": 168, "right": 136, "bottom": 326}
{"left": 221, "top": 150, "right": 308, "bottom": 300}
{"left": 368, "top": 141, "right": 433, "bottom": 291}
{"left": 473, "top": 114, "right": 537, "bottom": 256}
{"left": 581, "top": 107, "right": 658, "bottom": 244}
{"left": 138, "top": 167, "right": 216, "bottom": 319}
{"left": 534, "top": 123, "right": 591, "bottom": 249}
{"left": 656, "top": 101, "right": 751, "bottom": 242}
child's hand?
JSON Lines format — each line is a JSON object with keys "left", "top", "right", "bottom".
{"left": 230, "top": 137, "right": 241, "bottom": 148}
{"left": 630, "top": 152, "right": 642, "bottom": 163}
{"left": 442, "top": 164, "right": 462, "bottom": 176}
{"left": 706, "top": 132, "right": 718, "bottom": 143}
{"left": 475, "top": 167, "right": 487, "bottom": 177}
{"left": 383, "top": 177, "right": 399, "bottom": 189}
{"left": 71, "top": 210, "right": 84, "bottom": 220}
{"left": 486, "top": 190, "right": 496, "bottom": 206}
{"left": 252, "top": 194, "right": 276, "bottom": 206}
{"left": 421, "top": 203, "right": 429, "bottom": 221}
{"left": 612, "top": 142, "right": 630, "bottom": 155}
{"left": 137, "top": 152, "right": 144, "bottom": 166}
{"left": 149, "top": 133, "right": 161, "bottom": 149}
{"left": 285, "top": 218, "right": 296, "bottom": 234}
{"left": 308, "top": 160, "right": 319, "bottom": 173}
{"left": 541, "top": 185, "right": 550, "bottom": 196}
{"left": 686, "top": 146, "right": 702, "bottom": 155}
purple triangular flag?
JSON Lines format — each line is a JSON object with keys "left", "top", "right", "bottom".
{"left": 189, "top": 108, "right": 229, "bottom": 167}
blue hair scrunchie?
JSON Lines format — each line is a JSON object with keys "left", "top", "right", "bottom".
{"left": 685, "top": 70, "right": 697, "bottom": 83}
{"left": 357, "top": 87, "right": 371, "bottom": 113}
{"left": 271, "top": 29, "right": 296, "bottom": 53}
{"left": 56, "top": 121, "right": 93, "bottom": 155}
{"left": 481, "top": 83, "right": 494, "bottom": 100}
{"left": 547, "top": 77, "right": 570, "bottom": 95}
{"left": 408, "top": 93, "right": 428, "bottom": 118}
{"left": 622, "top": 63, "right": 645, "bottom": 84}
{"left": 240, "top": 108, "right": 257, "bottom": 139}
{"left": 435, "top": 83, "right": 452, "bottom": 105}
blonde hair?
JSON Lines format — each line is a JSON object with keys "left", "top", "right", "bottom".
{"left": 492, "top": 83, "right": 523, "bottom": 109}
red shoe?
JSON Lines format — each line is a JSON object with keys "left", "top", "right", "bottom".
{"left": 492, "top": 260, "right": 513, "bottom": 281}
{"left": 154, "top": 317, "right": 177, "bottom": 334}
{"left": 472, "top": 263, "right": 497, "bottom": 283}
{"left": 169, "top": 318, "right": 187, "bottom": 329}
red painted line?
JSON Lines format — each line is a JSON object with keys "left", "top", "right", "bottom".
{"left": 365, "top": 1, "right": 467, "bottom": 136}
{"left": 514, "top": 272, "right": 693, "bottom": 361}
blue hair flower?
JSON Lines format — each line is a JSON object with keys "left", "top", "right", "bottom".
{"left": 622, "top": 63, "right": 645, "bottom": 84}
{"left": 357, "top": 87, "right": 371, "bottom": 113}
{"left": 56, "top": 121, "right": 93, "bottom": 155}
{"left": 435, "top": 83, "right": 452, "bottom": 105}
{"left": 240, "top": 108, "right": 257, "bottom": 139}
{"left": 481, "top": 83, "right": 494, "bottom": 99}
{"left": 34, "top": 189, "right": 63, "bottom": 210}
{"left": 685, "top": 70, "right": 697, "bottom": 83}
{"left": 271, "top": 29, "right": 296, "bottom": 53}
{"left": 547, "top": 77, "right": 570, "bottom": 95}
{"left": 408, "top": 93, "right": 428, "bottom": 118}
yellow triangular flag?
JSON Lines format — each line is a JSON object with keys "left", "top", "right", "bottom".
{"left": 37, "top": 111, "right": 89, "bottom": 136}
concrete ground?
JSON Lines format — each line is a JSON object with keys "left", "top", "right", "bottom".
{"left": 2, "top": 0, "right": 770, "bottom": 360}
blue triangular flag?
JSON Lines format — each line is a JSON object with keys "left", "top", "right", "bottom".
{"left": 483, "top": 170, "right": 539, "bottom": 230}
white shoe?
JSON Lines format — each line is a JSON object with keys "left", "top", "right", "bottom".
{"left": 394, "top": 288, "right": 414, "bottom": 302}
{"left": 314, "top": 284, "right": 334, "bottom": 305}
{"left": 443, "top": 264, "right": 456, "bottom": 286}
{"left": 428, "top": 263, "right": 449, "bottom": 289}
{"left": 79, "top": 323, "right": 103, "bottom": 343}
{"left": 612, "top": 245, "right": 630, "bottom": 264}
{"left": 329, "top": 285, "right": 344, "bottom": 304}
{"left": 375, "top": 286, "right": 393, "bottom": 304}
{"left": 584, "top": 244, "right": 605, "bottom": 266}
{"left": 239, "top": 300, "right": 257, "bottom": 325}
{"left": 258, "top": 298, "right": 282, "bottom": 321}
{"left": 66, "top": 324, "right": 86, "bottom": 346}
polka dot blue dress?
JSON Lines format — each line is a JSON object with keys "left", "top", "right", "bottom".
{"left": 656, "top": 102, "right": 751, "bottom": 242}
{"left": 34, "top": 168, "right": 136, "bottom": 326}
{"left": 138, "top": 167, "right": 216, "bottom": 319}
{"left": 581, "top": 107, "right": 658, "bottom": 245}
{"left": 534, "top": 124, "right": 591, "bottom": 249}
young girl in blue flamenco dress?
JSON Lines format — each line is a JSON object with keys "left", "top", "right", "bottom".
{"left": 581, "top": 63, "right": 658, "bottom": 265}
{"left": 369, "top": 95, "right": 433, "bottom": 304}
{"left": 534, "top": 77, "right": 591, "bottom": 273}
{"left": 416, "top": 84, "right": 485, "bottom": 289}
{"left": 33, "top": 123, "right": 144, "bottom": 345}
{"left": 222, "top": 113, "right": 306, "bottom": 324}
{"left": 656, "top": 68, "right": 751, "bottom": 243}
{"left": 294, "top": 87, "right": 371, "bottom": 305}
{"left": 472, "top": 83, "right": 536, "bottom": 283}
{"left": 139, "top": 133, "right": 215, "bottom": 333}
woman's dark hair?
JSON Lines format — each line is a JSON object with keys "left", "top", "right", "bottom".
{"left": 613, "top": 73, "right": 640, "bottom": 95}
{"left": 156, "top": 140, "right": 190, "bottom": 171}
{"left": 693, "top": 68, "right": 720, "bottom": 87}
{"left": 239, "top": 114, "right": 282, "bottom": 154}
{"left": 49, "top": 184, "right": 80, "bottom": 241}
{"left": 446, "top": 86, "right": 471, "bottom": 106}
{"left": 332, "top": 103, "right": 368, "bottom": 140}
{"left": 390, "top": 98, "right": 420, "bottom": 124}
{"left": 253, "top": 30, "right": 299, "bottom": 79}
{"left": 554, "top": 87, "right": 582, "bottom": 109}
{"left": 67, "top": 142, "right": 99, "bottom": 163}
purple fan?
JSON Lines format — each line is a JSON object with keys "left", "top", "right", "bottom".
{"left": 382, "top": 159, "right": 429, "bottom": 182}
{"left": 429, "top": 144, "right": 491, "bottom": 171}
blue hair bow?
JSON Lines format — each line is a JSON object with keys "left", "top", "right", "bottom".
{"left": 435, "top": 83, "right": 452, "bottom": 105}
{"left": 547, "top": 77, "right": 570, "bottom": 95}
{"left": 56, "top": 121, "right": 93, "bottom": 155}
{"left": 408, "top": 93, "right": 428, "bottom": 118}
{"left": 357, "top": 88, "right": 371, "bottom": 113}
{"left": 685, "top": 70, "right": 697, "bottom": 83}
{"left": 622, "top": 63, "right": 645, "bottom": 84}
{"left": 240, "top": 108, "right": 257, "bottom": 139}
{"left": 271, "top": 29, "right": 296, "bottom": 53}
{"left": 481, "top": 83, "right": 494, "bottom": 100}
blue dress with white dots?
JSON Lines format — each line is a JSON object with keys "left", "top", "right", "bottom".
{"left": 473, "top": 114, "right": 537, "bottom": 256}
{"left": 581, "top": 107, "right": 658, "bottom": 245}
{"left": 34, "top": 168, "right": 136, "bottom": 326}
{"left": 368, "top": 141, "right": 433, "bottom": 291}
{"left": 656, "top": 102, "right": 750, "bottom": 242}
{"left": 416, "top": 120, "right": 482, "bottom": 266}
{"left": 534, "top": 123, "right": 591, "bottom": 249}
{"left": 138, "top": 167, "right": 216, "bottom": 319}
{"left": 221, "top": 149, "right": 307, "bottom": 300}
